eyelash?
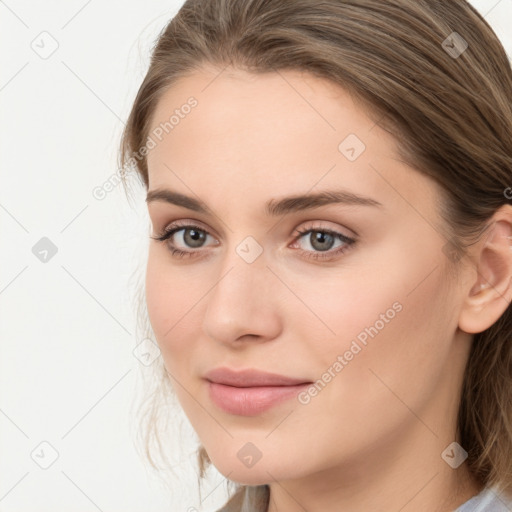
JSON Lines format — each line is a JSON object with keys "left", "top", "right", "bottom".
{"left": 150, "top": 221, "right": 356, "bottom": 262}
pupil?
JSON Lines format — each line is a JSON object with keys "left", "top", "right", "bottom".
{"left": 312, "top": 231, "right": 334, "bottom": 251}
{"left": 185, "top": 229, "right": 205, "bottom": 247}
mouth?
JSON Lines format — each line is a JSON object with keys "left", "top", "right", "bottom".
{"left": 204, "top": 367, "right": 312, "bottom": 416}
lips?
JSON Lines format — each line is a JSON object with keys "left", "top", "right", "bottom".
{"left": 204, "top": 367, "right": 313, "bottom": 416}
{"left": 204, "top": 367, "right": 311, "bottom": 387}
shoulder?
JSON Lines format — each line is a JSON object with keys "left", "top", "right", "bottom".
{"left": 455, "top": 485, "right": 512, "bottom": 512}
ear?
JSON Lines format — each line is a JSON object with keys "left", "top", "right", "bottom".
{"left": 458, "top": 205, "right": 512, "bottom": 334}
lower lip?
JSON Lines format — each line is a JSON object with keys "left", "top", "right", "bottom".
{"left": 207, "top": 381, "right": 311, "bottom": 416}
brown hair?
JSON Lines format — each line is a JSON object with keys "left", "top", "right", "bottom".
{"left": 119, "top": 0, "right": 512, "bottom": 508}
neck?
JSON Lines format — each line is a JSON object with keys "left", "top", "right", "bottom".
{"left": 266, "top": 425, "right": 482, "bottom": 512}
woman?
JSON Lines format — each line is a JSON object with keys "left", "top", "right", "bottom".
{"left": 119, "top": 0, "right": 512, "bottom": 510}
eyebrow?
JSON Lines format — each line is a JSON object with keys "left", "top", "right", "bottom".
{"left": 145, "top": 188, "right": 383, "bottom": 216}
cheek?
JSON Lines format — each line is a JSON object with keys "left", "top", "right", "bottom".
{"left": 145, "top": 249, "right": 200, "bottom": 358}
{"left": 300, "top": 247, "right": 454, "bottom": 425}
{"left": 279, "top": 259, "right": 454, "bottom": 469}
{"left": 145, "top": 253, "right": 171, "bottom": 340}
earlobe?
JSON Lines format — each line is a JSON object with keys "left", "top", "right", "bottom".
{"left": 458, "top": 206, "right": 512, "bottom": 334}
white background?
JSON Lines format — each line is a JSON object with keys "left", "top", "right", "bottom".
{"left": 1, "top": 1, "right": 511, "bottom": 511}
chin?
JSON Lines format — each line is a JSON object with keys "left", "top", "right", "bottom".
{"left": 222, "top": 471, "right": 271, "bottom": 486}
{"left": 209, "top": 451, "right": 299, "bottom": 486}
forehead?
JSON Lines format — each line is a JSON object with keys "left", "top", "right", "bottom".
{"left": 148, "top": 67, "right": 375, "bottom": 147}
{"left": 145, "top": 66, "right": 439, "bottom": 221}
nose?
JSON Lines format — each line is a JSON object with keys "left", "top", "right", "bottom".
{"left": 202, "top": 246, "right": 283, "bottom": 346}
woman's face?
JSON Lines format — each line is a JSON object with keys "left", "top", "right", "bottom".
{"left": 144, "top": 66, "right": 472, "bottom": 485}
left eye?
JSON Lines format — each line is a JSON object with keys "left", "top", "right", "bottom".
{"left": 289, "top": 227, "right": 356, "bottom": 261}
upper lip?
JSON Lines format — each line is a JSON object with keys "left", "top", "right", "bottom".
{"left": 204, "top": 367, "right": 311, "bottom": 387}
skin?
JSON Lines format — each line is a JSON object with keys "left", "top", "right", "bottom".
{"left": 144, "top": 65, "right": 512, "bottom": 512}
